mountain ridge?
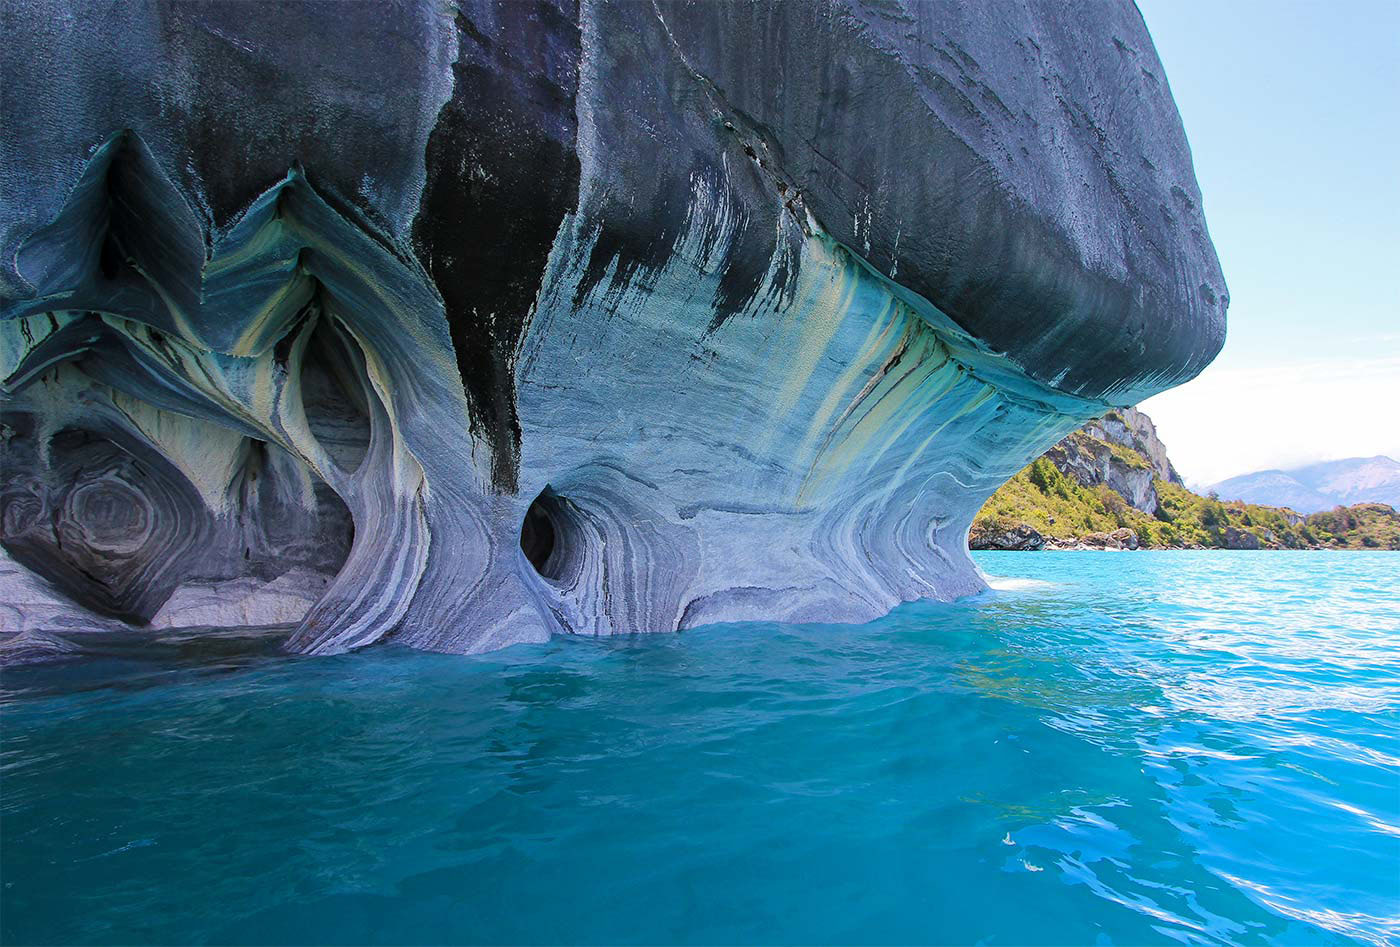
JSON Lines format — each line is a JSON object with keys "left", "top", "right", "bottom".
{"left": 1206, "top": 456, "right": 1400, "bottom": 513}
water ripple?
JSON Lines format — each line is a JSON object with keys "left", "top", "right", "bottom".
{"left": 1, "top": 551, "right": 1396, "bottom": 945}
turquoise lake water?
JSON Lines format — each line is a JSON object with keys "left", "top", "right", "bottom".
{"left": 2, "top": 551, "right": 1396, "bottom": 945}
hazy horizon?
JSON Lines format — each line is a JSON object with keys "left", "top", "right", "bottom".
{"left": 1134, "top": 0, "right": 1399, "bottom": 486}
{"left": 1195, "top": 453, "right": 1398, "bottom": 494}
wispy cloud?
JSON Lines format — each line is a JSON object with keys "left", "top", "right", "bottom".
{"left": 1139, "top": 354, "right": 1400, "bottom": 487}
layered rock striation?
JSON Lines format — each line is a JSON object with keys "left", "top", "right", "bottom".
{"left": 1, "top": 0, "right": 1225, "bottom": 654}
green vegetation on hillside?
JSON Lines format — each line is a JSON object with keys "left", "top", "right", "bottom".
{"left": 975, "top": 454, "right": 1400, "bottom": 550}
{"left": 978, "top": 457, "right": 1149, "bottom": 539}
{"left": 1305, "top": 504, "right": 1400, "bottom": 549}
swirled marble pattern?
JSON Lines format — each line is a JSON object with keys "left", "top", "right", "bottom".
{"left": 0, "top": 0, "right": 1225, "bottom": 654}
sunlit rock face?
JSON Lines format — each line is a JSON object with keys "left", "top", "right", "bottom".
{"left": 0, "top": 0, "right": 1226, "bottom": 654}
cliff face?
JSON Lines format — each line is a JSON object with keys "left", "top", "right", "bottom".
{"left": 1086, "top": 409, "right": 1184, "bottom": 486}
{"left": 1, "top": 0, "right": 1226, "bottom": 654}
{"left": 1046, "top": 431, "right": 1158, "bottom": 513}
{"left": 1040, "top": 407, "right": 1183, "bottom": 514}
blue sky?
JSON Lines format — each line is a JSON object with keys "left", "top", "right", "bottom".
{"left": 1134, "top": 0, "right": 1399, "bottom": 485}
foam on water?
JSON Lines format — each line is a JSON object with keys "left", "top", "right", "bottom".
{"left": 2, "top": 551, "right": 1396, "bottom": 945}
{"left": 981, "top": 574, "right": 1058, "bottom": 593}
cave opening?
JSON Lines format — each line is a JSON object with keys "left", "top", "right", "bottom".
{"left": 0, "top": 361, "right": 356, "bottom": 628}
{"left": 299, "top": 317, "right": 372, "bottom": 474}
{"left": 520, "top": 489, "right": 560, "bottom": 579}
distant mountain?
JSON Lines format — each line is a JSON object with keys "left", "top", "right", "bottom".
{"left": 1207, "top": 457, "right": 1400, "bottom": 513}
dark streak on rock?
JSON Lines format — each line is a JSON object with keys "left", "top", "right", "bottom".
{"left": 575, "top": 182, "right": 686, "bottom": 309}
{"left": 413, "top": 3, "right": 581, "bottom": 492}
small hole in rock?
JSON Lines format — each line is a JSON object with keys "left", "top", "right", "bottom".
{"left": 520, "top": 493, "right": 557, "bottom": 577}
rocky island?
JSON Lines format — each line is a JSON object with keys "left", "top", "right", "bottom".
{"left": 2, "top": 0, "right": 1227, "bottom": 655}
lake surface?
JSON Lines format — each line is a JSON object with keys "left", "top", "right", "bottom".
{"left": 2, "top": 551, "right": 1396, "bottom": 945}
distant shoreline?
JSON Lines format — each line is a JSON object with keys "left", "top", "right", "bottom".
{"left": 973, "top": 409, "right": 1399, "bottom": 552}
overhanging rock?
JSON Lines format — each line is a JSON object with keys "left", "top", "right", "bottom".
{"left": 0, "top": 0, "right": 1226, "bottom": 654}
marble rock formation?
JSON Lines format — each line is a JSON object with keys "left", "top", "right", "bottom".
{"left": 1, "top": 0, "right": 1226, "bottom": 654}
